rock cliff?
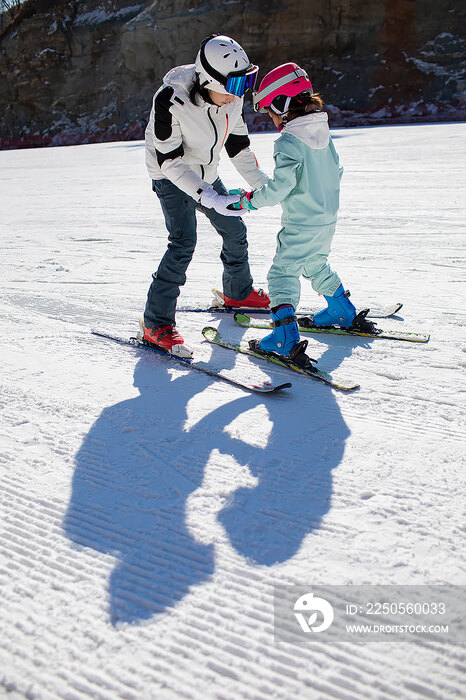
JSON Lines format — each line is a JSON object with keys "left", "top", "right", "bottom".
{"left": 0, "top": 0, "right": 464, "bottom": 148}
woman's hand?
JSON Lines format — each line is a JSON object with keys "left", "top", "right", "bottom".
{"left": 199, "top": 188, "right": 242, "bottom": 216}
{"left": 227, "top": 190, "right": 257, "bottom": 211}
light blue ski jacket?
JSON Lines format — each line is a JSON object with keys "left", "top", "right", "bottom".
{"left": 251, "top": 112, "right": 342, "bottom": 227}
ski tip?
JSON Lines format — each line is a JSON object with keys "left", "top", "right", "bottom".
{"left": 337, "top": 382, "right": 360, "bottom": 391}
{"left": 202, "top": 326, "right": 220, "bottom": 341}
{"left": 276, "top": 382, "right": 293, "bottom": 391}
{"left": 234, "top": 312, "right": 251, "bottom": 324}
{"left": 250, "top": 381, "right": 293, "bottom": 393}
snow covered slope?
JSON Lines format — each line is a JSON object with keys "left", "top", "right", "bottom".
{"left": 0, "top": 123, "right": 464, "bottom": 699}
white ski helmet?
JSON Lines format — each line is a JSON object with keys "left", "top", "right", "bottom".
{"left": 195, "top": 34, "right": 258, "bottom": 96}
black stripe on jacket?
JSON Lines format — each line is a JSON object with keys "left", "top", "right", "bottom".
{"left": 154, "top": 86, "right": 175, "bottom": 141}
{"left": 156, "top": 143, "right": 184, "bottom": 167}
{"left": 225, "top": 133, "right": 250, "bottom": 158}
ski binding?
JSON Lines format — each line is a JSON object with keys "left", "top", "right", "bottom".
{"left": 234, "top": 313, "right": 430, "bottom": 343}
{"left": 202, "top": 326, "right": 359, "bottom": 391}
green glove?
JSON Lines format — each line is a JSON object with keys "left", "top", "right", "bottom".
{"left": 227, "top": 188, "right": 246, "bottom": 211}
{"left": 227, "top": 189, "right": 257, "bottom": 211}
{"left": 228, "top": 188, "right": 247, "bottom": 196}
{"left": 239, "top": 192, "right": 257, "bottom": 210}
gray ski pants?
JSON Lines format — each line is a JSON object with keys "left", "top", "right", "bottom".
{"left": 144, "top": 178, "right": 253, "bottom": 329}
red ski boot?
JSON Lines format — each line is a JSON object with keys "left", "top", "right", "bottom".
{"left": 140, "top": 321, "right": 193, "bottom": 358}
{"left": 213, "top": 288, "right": 270, "bottom": 309}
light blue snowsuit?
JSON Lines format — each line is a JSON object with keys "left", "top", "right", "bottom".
{"left": 251, "top": 112, "right": 343, "bottom": 309}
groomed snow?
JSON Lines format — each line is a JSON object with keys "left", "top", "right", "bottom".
{"left": 0, "top": 122, "right": 465, "bottom": 699}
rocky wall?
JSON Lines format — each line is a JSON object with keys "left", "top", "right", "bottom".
{"left": 0, "top": 0, "right": 464, "bottom": 148}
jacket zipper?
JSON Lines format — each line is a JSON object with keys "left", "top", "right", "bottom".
{"left": 207, "top": 107, "right": 218, "bottom": 165}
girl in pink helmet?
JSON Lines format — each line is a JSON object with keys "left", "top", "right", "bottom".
{"left": 233, "top": 63, "right": 369, "bottom": 365}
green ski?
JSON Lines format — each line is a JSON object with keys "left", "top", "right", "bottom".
{"left": 234, "top": 313, "right": 430, "bottom": 343}
{"left": 202, "top": 327, "right": 359, "bottom": 391}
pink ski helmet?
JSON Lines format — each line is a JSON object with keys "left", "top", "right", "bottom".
{"left": 253, "top": 62, "right": 313, "bottom": 114}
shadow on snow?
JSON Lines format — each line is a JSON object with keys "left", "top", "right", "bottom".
{"left": 63, "top": 322, "right": 351, "bottom": 625}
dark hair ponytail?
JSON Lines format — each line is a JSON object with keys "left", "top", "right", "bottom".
{"left": 189, "top": 74, "right": 214, "bottom": 106}
{"left": 287, "top": 91, "right": 325, "bottom": 122}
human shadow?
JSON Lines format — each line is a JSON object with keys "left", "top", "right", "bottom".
{"left": 63, "top": 324, "right": 350, "bottom": 625}
{"left": 63, "top": 351, "right": 264, "bottom": 625}
{"left": 213, "top": 316, "right": 352, "bottom": 565}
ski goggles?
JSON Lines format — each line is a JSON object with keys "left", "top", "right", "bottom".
{"left": 225, "top": 68, "right": 258, "bottom": 97}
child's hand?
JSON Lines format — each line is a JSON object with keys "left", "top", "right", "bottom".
{"left": 227, "top": 190, "right": 257, "bottom": 211}
{"left": 227, "top": 188, "right": 247, "bottom": 211}
{"left": 239, "top": 192, "right": 257, "bottom": 210}
{"left": 229, "top": 188, "right": 247, "bottom": 196}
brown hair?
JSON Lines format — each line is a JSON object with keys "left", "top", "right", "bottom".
{"left": 267, "top": 91, "right": 325, "bottom": 122}
{"left": 287, "top": 91, "right": 325, "bottom": 121}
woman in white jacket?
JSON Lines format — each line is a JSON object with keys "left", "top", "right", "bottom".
{"left": 142, "top": 34, "right": 270, "bottom": 356}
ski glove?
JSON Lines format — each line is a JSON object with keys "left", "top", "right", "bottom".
{"left": 228, "top": 188, "right": 247, "bottom": 197}
{"left": 199, "top": 188, "right": 242, "bottom": 217}
{"left": 227, "top": 190, "right": 257, "bottom": 211}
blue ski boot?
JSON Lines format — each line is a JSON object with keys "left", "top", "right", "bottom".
{"left": 251, "top": 305, "right": 317, "bottom": 370}
{"left": 311, "top": 285, "right": 356, "bottom": 327}
{"left": 259, "top": 305, "right": 300, "bottom": 355}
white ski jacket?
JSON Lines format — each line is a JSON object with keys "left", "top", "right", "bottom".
{"left": 145, "top": 64, "right": 269, "bottom": 201}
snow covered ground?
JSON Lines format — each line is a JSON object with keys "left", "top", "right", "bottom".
{"left": 0, "top": 122, "right": 465, "bottom": 699}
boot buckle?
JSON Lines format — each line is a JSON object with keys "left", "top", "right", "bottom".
{"left": 272, "top": 315, "right": 298, "bottom": 328}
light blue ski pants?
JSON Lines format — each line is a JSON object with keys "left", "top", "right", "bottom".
{"left": 267, "top": 222, "right": 342, "bottom": 309}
